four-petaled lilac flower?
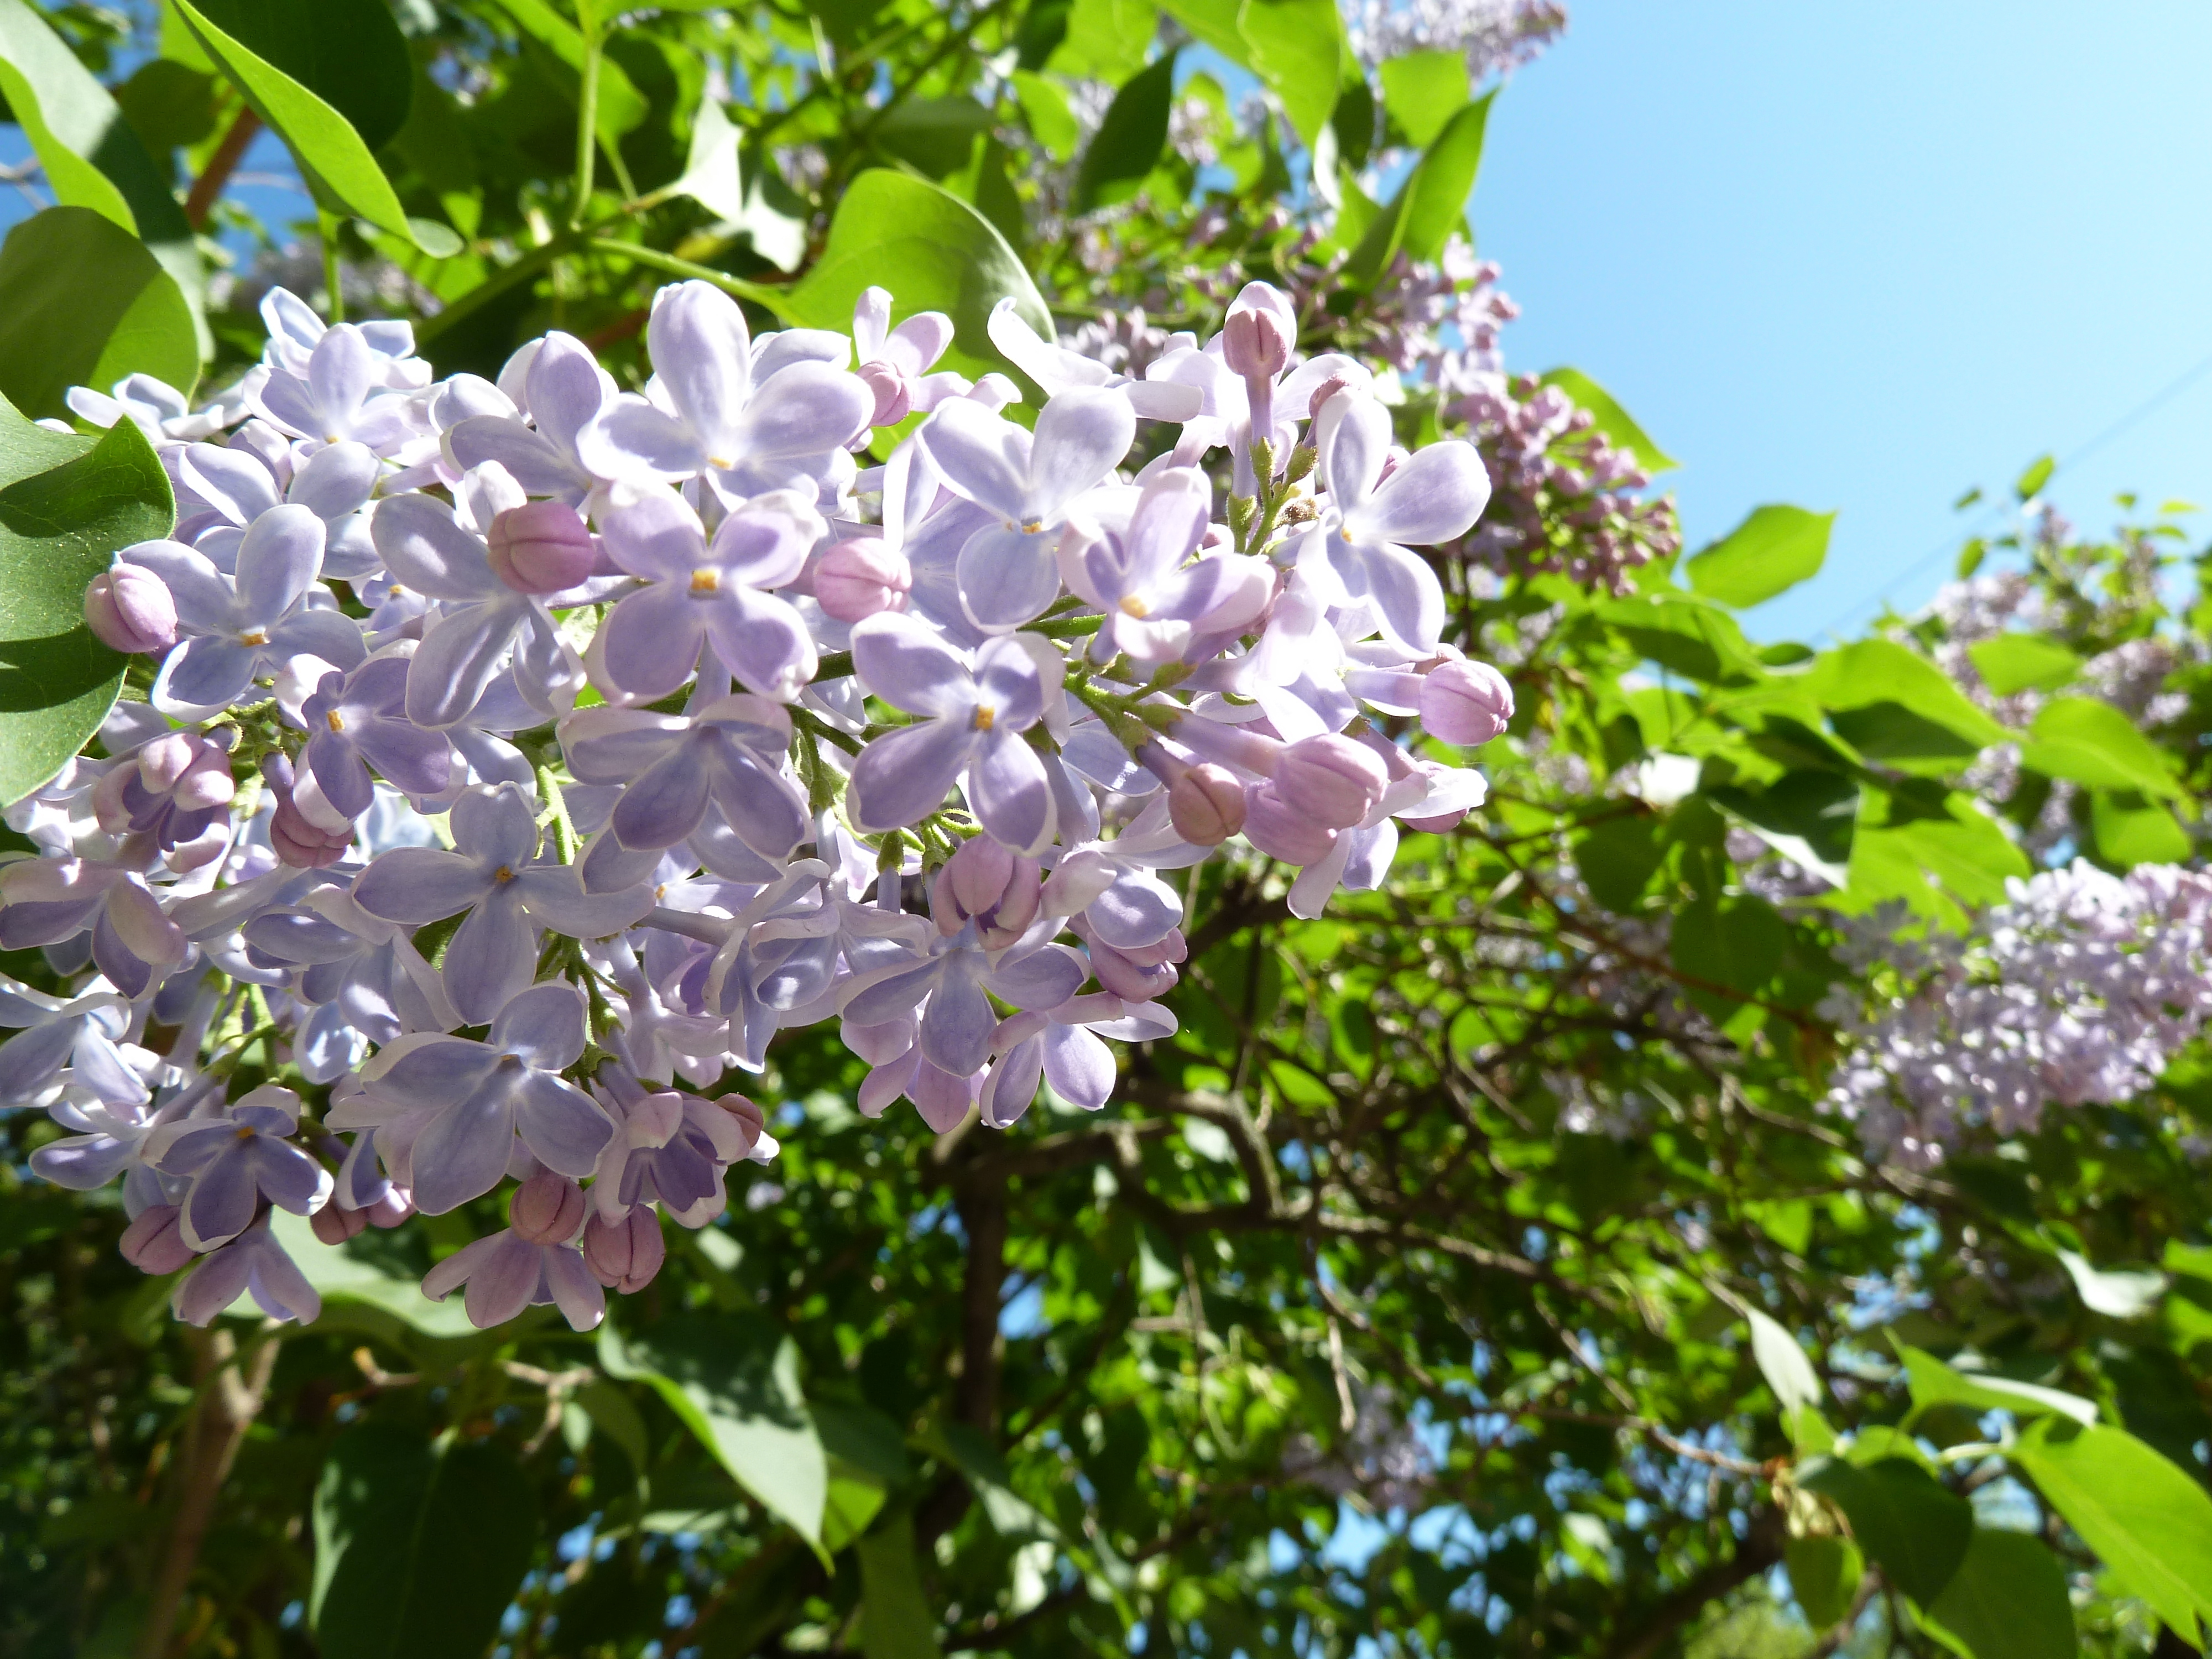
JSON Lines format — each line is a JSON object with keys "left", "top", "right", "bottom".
{"left": 332, "top": 982, "right": 614, "bottom": 1214}
{"left": 577, "top": 280, "right": 872, "bottom": 498}
{"left": 1061, "top": 466, "right": 1272, "bottom": 665}
{"left": 0, "top": 858, "right": 185, "bottom": 998}
{"left": 979, "top": 993, "right": 1177, "bottom": 1126}
{"left": 352, "top": 784, "right": 653, "bottom": 1022}
{"left": 148, "top": 1083, "right": 332, "bottom": 1249}
{"left": 915, "top": 387, "right": 1136, "bottom": 631}
{"left": 594, "top": 485, "right": 822, "bottom": 701}
{"left": 445, "top": 331, "right": 619, "bottom": 509}
{"left": 302, "top": 655, "right": 453, "bottom": 817}
{"left": 129, "top": 507, "right": 365, "bottom": 718}
{"left": 562, "top": 692, "right": 808, "bottom": 859}
{"left": 841, "top": 931, "right": 1086, "bottom": 1079}
{"left": 421, "top": 1168, "right": 605, "bottom": 1331}
{"left": 1296, "top": 392, "right": 1492, "bottom": 653}
{"left": 846, "top": 613, "right": 1056, "bottom": 852}
{"left": 176, "top": 436, "right": 383, "bottom": 580}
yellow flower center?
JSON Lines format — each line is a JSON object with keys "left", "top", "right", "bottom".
{"left": 690, "top": 569, "right": 720, "bottom": 593}
{"left": 973, "top": 705, "right": 996, "bottom": 732}
{"left": 1119, "top": 595, "right": 1150, "bottom": 618}
{"left": 238, "top": 629, "right": 268, "bottom": 646}
{"left": 493, "top": 865, "right": 515, "bottom": 883}
{"left": 325, "top": 710, "right": 345, "bottom": 732}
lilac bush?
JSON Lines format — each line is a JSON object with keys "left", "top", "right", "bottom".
{"left": 9, "top": 276, "right": 1507, "bottom": 1332}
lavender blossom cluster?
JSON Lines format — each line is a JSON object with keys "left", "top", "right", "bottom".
{"left": 1824, "top": 860, "right": 2212, "bottom": 1170}
{"left": 1, "top": 278, "right": 1511, "bottom": 1333}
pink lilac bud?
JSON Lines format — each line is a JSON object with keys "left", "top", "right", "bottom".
{"left": 1242, "top": 782, "right": 1339, "bottom": 864}
{"left": 1420, "top": 659, "right": 1515, "bottom": 745}
{"left": 814, "top": 538, "right": 912, "bottom": 623}
{"left": 583, "top": 1207, "right": 666, "bottom": 1292}
{"left": 1274, "top": 734, "right": 1389, "bottom": 831}
{"left": 120, "top": 1204, "right": 195, "bottom": 1274}
{"left": 933, "top": 835, "right": 1041, "bottom": 946}
{"left": 510, "top": 1168, "right": 587, "bottom": 1245}
{"left": 487, "top": 500, "right": 596, "bottom": 595}
{"left": 1168, "top": 764, "right": 1247, "bottom": 844}
{"left": 1400, "top": 808, "right": 1468, "bottom": 833}
{"left": 858, "top": 360, "right": 911, "bottom": 426}
{"left": 719, "top": 1093, "right": 768, "bottom": 1153}
{"left": 265, "top": 753, "right": 351, "bottom": 869}
{"left": 85, "top": 564, "right": 177, "bottom": 654}
{"left": 312, "top": 1202, "right": 369, "bottom": 1245}
{"left": 365, "top": 1188, "right": 415, "bottom": 1228}
{"left": 1222, "top": 304, "right": 1291, "bottom": 382}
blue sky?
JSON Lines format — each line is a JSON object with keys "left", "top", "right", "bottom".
{"left": 1474, "top": 1, "right": 2212, "bottom": 642}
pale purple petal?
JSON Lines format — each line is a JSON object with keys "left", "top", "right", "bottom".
{"left": 453, "top": 783, "right": 541, "bottom": 867}
{"left": 649, "top": 281, "right": 752, "bottom": 461}
{"left": 916, "top": 398, "right": 1031, "bottom": 521}
{"left": 575, "top": 399, "right": 702, "bottom": 481}
{"left": 406, "top": 599, "right": 528, "bottom": 728}
{"left": 919, "top": 968, "right": 995, "bottom": 1076}
{"left": 972, "top": 636, "right": 1044, "bottom": 729}
{"left": 512, "top": 1068, "right": 613, "bottom": 1175}
{"left": 446, "top": 417, "right": 584, "bottom": 498}
{"left": 527, "top": 331, "right": 613, "bottom": 455}
{"left": 489, "top": 980, "right": 589, "bottom": 1068}
{"left": 372, "top": 495, "right": 505, "bottom": 601}
{"left": 967, "top": 727, "right": 1053, "bottom": 853}
{"left": 849, "top": 611, "right": 974, "bottom": 719}
{"left": 612, "top": 748, "right": 711, "bottom": 848}
{"left": 181, "top": 1152, "right": 258, "bottom": 1248}
{"left": 956, "top": 525, "right": 1062, "bottom": 633}
{"left": 723, "top": 361, "right": 870, "bottom": 460}
{"left": 155, "top": 637, "right": 258, "bottom": 713}
{"left": 1084, "top": 871, "right": 1183, "bottom": 949}
{"left": 985, "top": 943, "right": 1086, "bottom": 1010}
{"left": 289, "top": 441, "right": 380, "bottom": 519}
{"left": 1320, "top": 395, "right": 1391, "bottom": 514}
{"left": 543, "top": 1245, "right": 606, "bottom": 1330}
{"left": 1349, "top": 539, "right": 1446, "bottom": 654}
{"left": 410, "top": 1088, "right": 518, "bottom": 1214}
{"left": 1042, "top": 1022, "right": 1117, "bottom": 1110}
{"left": 180, "top": 443, "right": 279, "bottom": 524}
{"left": 600, "top": 584, "right": 708, "bottom": 699}
{"left": 462, "top": 1234, "right": 542, "bottom": 1327}
{"left": 512, "top": 865, "right": 653, "bottom": 937}
{"left": 701, "top": 587, "right": 816, "bottom": 700}
{"left": 847, "top": 718, "right": 974, "bottom": 832}
{"left": 353, "top": 848, "right": 491, "bottom": 922}
{"left": 1023, "top": 388, "right": 1135, "bottom": 521}
{"left": 1349, "top": 440, "right": 1491, "bottom": 548}
{"left": 442, "top": 894, "right": 536, "bottom": 1025}
{"left": 596, "top": 483, "right": 705, "bottom": 582}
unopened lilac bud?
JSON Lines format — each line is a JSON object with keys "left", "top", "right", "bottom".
{"left": 583, "top": 1207, "right": 666, "bottom": 1292}
{"left": 719, "top": 1093, "right": 768, "bottom": 1151}
{"left": 487, "top": 500, "right": 596, "bottom": 595}
{"left": 85, "top": 564, "right": 176, "bottom": 654}
{"left": 858, "top": 360, "right": 911, "bottom": 426}
{"left": 1241, "top": 782, "right": 1339, "bottom": 864}
{"left": 510, "top": 1168, "right": 586, "bottom": 1245}
{"left": 933, "top": 834, "right": 1040, "bottom": 945}
{"left": 815, "top": 538, "right": 912, "bottom": 623}
{"left": 1274, "top": 734, "right": 1389, "bottom": 831}
{"left": 1168, "top": 764, "right": 1247, "bottom": 845}
{"left": 120, "top": 1204, "right": 195, "bottom": 1274}
{"left": 1421, "top": 659, "right": 1515, "bottom": 746}
{"left": 312, "top": 1202, "right": 368, "bottom": 1245}
{"left": 366, "top": 1188, "right": 415, "bottom": 1228}
{"left": 1223, "top": 303, "right": 1291, "bottom": 382}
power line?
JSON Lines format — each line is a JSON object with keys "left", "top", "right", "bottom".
{"left": 1823, "top": 345, "right": 2212, "bottom": 636}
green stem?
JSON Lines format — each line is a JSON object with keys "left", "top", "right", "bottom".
{"left": 585, "top": 238, "right": 800, "bottom": 321}
{"left": 535, "top": 760, "right": 577, "bottom": 863}
{"left": 570, "top": 0, "right": 602, "bottom": 229}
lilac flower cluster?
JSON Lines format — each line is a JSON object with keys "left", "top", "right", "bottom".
{"left": 1338, "top": 0, "right": 1568, "bottom": 81}
{"left": 1823, "top": 861, "right": 2212, "bottom": 1170}
{"left": 3, "top": 278, "right": 1511, "bottom": 1332}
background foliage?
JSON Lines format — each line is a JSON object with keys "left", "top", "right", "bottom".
{"left": 4, "top": 2, "right": 2212, "bottom": 1658}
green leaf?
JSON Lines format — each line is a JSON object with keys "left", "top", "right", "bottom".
{"left": 0, "top": 406, "right": 173, "bottom": 806}
{"left": 171, "top": 0, "right": 452, "bottom": 254}
{"left": 1707, "top": 768, "right": 1857, "bottom": 886}
{"left": 813, "top": 1400, "right": 910, "bottom": 1552}
{"left": 1965, "top": 633, "right": 2080, "bottom": 696}
{"left": 1010, "top": 68, "right": 1080, "bottom": 163}
{"left": 0, "top": 207, "right": 199, "bottom": 422}
{"left": 263, "top": 1209, "right": 497, "bottom": 1347}
{"left": 600, "top": 1313, "right": 828, "bottom": 1547}
{"left": 1073, "top": 51, "right": 1176, "bottom": 211}
{"left": 310, "top": 1426, "right": 536, "bottom": 1659}
{"left": 1923, "top": 1528, "right": 2077, "bottom": 1659}
{"left": 1684, "top": 504, "right": 1833, "bottom": 608}
{"left": 2015, "top": 452, "right": 2054, "bottom": 502}
{"left": 787, "top": 169, "right": 1054, "bottom": 385}
{"left": 1797, "top": 1456, "right": 1973, "bottom": 1606}
{"left": 1896, "top": 1345, "right": 2098, "bottom": 1428}
{"left": 1156, "top": 0, "right": 1243, "bottom": 65}
{"left": 1783, "top": 1533, "right": 1863, "bottom": 1631}
{"left": 1671, "top": 894, "right": 1786, "bottom": 1012}
{"left": 856, "top": 1511, "right": 943, "bottom": 1659}
{"left": 1803, "top": 640, "right": 2007, "bottom": 749}
{"left": 2012, "top": 1418, "right": 2212, "bottom": 1641}
{"left": 1348, "top": 92, "right": 1491, "bottom": 279}
{"left": 1745, "top": 1307, "right": 1823, "bottom": 1415}
{"left": 2020, "top": 696, "right": 2183, "bottom": 801}
{"left": 2090, "top": 789, "right": 2192, "bottom": 867}
{"left": 2057, "top": 1249, "right": 2166, "bottom": 1319}
{"left": 874, "top": 96, "right": 997, "bottom": 180}
{"left": 1238, "top": 0, "right": 1344, "bottom": 148}
{"left": 113, "top": 58, "right": 220, "bottom": 154}
{"left": 0, "top": 0, "right": 204, "bottom": 325}
{"left": 186, "top": 0, "right": 413, "bottom": 152}
{"left": 1053, "top": 0, "right": 1160, "bottom": 81}
{"left": 1378, "top": 48, "right": 1468, "bottom": 147}
{"left": 1536, "top": 367, "right": 1678, "bottom": 473}
{"left": 1844, "top": 782, "right": 2028, "bottom": 920}
{"left": 671, "top": 96, "right": 744, "bottom": 221}
{"left": 920, "top": 1421, "right": 1059, "bottom": 1542}
{"left": 1593, "top": 592, "right": 1765, "bottom": 685}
